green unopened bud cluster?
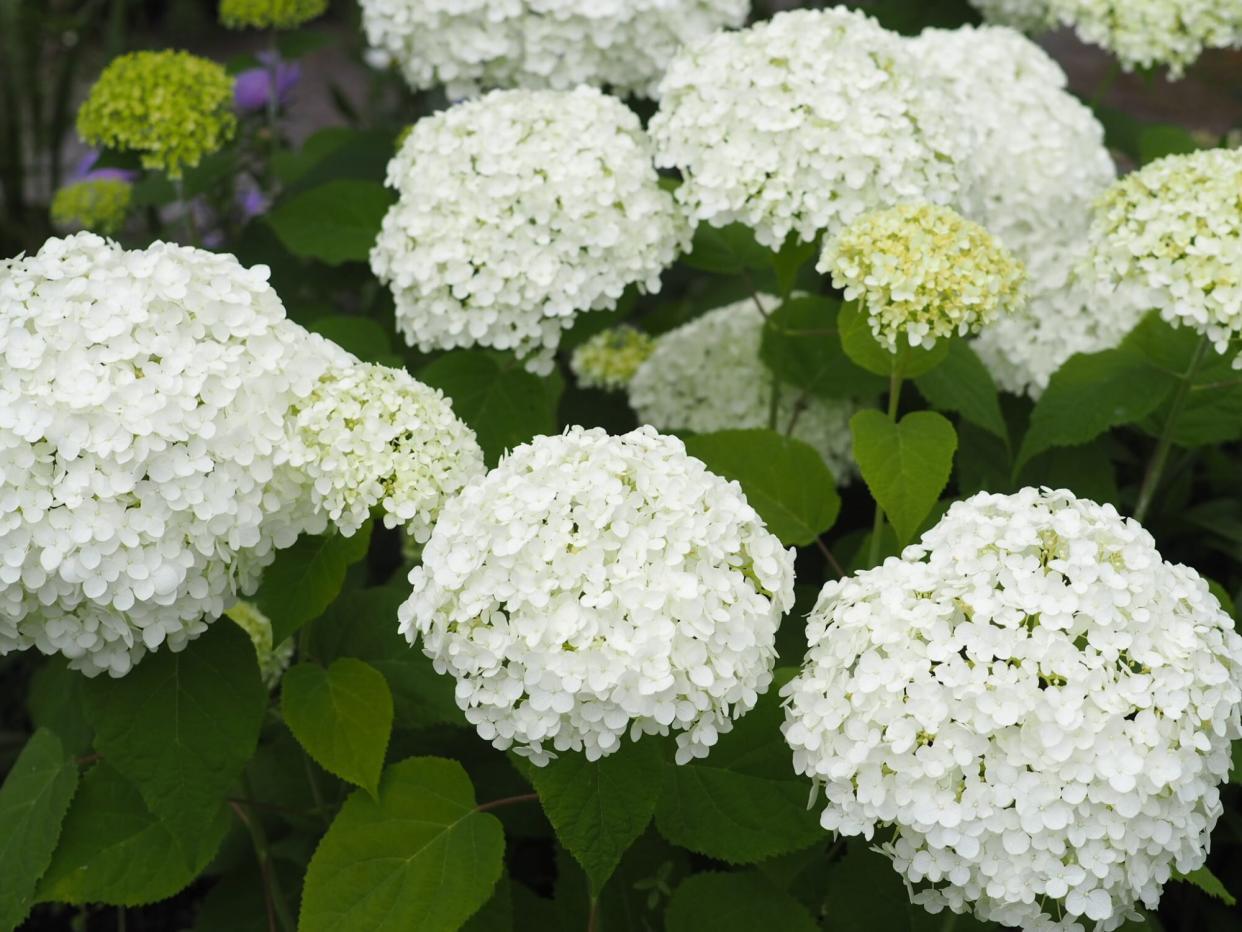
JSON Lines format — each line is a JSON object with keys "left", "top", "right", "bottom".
{"left": 50, "top": 179, "right": 133, "bottom": 235}
{"left": 819, "top": 203, "right": 1026, "bottom": 351}
{"left": 226, "top": 601, "right": 294, "bottom": 689}
{"left": 76, "top": 51, "right": 237, "bottom": 179}
{"left": 569, "top": 326, "right": 657, "bottom": 391}
{"left": 219, "top": 0, "right": 329, "bottom": 29}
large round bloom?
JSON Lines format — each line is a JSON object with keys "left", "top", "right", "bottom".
{"left": 626, "top": 297, "right": 865, "bottom": 482}
{"left": 819, "top": 203, "right": 1026, "bottom": 351}
{"left": 400, "top": 426, "right": 796, "bottom": 765}
{"left": 0, "top": 234, "right": 481, "bottom": 676}
{"left": 76, "top": 51, "right": 236, "bottom": 178}
{"left": 649, "top": 7, "right": 972, "bottom": 249}
{"left": 905, "top": 25, "right": 1131, "bottom": 396}
{"left": 782, "top": 488, "right": 1242, "bottom": 931}
{"left": 371, "top": 87, "right": 686, "bottom": 373}
{"left": 1083, "top": 148, "right": 1242, "bottom": 368}
{"left": 357, "top": 0, "right": 748, "bottom": 99}
{"left": 968, "top": 0, "right": 1242, "bottom": 77}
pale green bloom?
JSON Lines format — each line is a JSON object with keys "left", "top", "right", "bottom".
{"left": 1083, "top": 148, "right": 1242, "bottom": 367}
{"left": 819, "top": 203, "right": 1026, "bottom": 351}
{"left": 50, "top": 179, "right": 132, "bottom": 235}
{"left": 77, "top": 51, "right": 237, "bottom": 178}
{"left": 219, "top": 0, "right": 329, "bottom": 29}
{"left": 226, "top": 601, "right": 294, "bottom": 689}
{"left": 570, "top": 327, "right": 656, "bottom": 391}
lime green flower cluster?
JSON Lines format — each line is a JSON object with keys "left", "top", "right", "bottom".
{"left": 50, "top": 179, "right": 133, "bottom": 235}
{"left": 219, "top": 0, "right": 329, "bottom": 29}
{"left": 76, "top": 51, "right": 237, "bottom": 179}
{"left": 569, "top": 326, "right": 657, "bottom": 391}
{"left": 819, "top": 203, "right": 1026, "bottom": 351}
{"left": 226, "top": 601, "right": 295, "bottom": 689}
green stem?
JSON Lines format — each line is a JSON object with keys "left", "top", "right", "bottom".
{"left": 867, "top": 365, "right": 903, "bottom": 567}
{"left": 232, "top": 778, "right": 296, "bottom": 932}
{"left": 1133, "top": 335, "right": 1209, "bottom": 523}
{"left": 1090, "top": 60, "right": 1121, "bottom": 108}
{"left": 116, "top": 907, "right": 125, "bottom": 932}
{"left": 174, "top": 178, "right": 199, "bottom": 247}
{"left": 767, "top": 377, "right": 782, "bottom": 431}
{"left": 941, "top": 912, "right": 958, "bottom": 932}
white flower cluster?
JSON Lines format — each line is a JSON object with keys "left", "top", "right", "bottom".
{"left": 289, "top": 361, "right": 484, "bottom": 541}
{"left": 627, "top": 297, "right": 864, "bottom": 482}
{"left": 782, "top": 488, "right": 1242, "bottom": 931}
{"left": 649, "top": 8, "right": 972, "bottom": 249}
{"left": 357, "top": 0, "right": 748, "bottom": 99}
{"left": 1083, "top": 148, "right": 1242, "bottom": 368}
{"left": 400, "top": 426, "right": 796, "bottom": 765}
{"left": 905, "top": 26, "right": 1132, "bottom": 397}
{"left": 819, "top": 204, "right": 1026, "bottom": 351}
{"left": 968, "top": 0, "right": 1242, "bottom": 77}
{"left": 371, "top": 87, "right": 686, "bottom": 374}
{"left": 0, "top": 234, "right": 481, "bottom": 676}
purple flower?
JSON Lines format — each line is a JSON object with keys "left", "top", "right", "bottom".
{"left": 234, "top": 53, "right": 301, "bottom": 113}
{"left": 238, "top": 186, "right": 269, "bottom": 220}
{"left": 70, "top": 149, "right": 138, "bottom": 184}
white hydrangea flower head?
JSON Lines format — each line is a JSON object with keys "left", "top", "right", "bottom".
{"left": 0, "top": 234, "right": 480, "bottom": 677}
{"left": 648, "top": 7, "right": 973, "bottom": 249}
{"left": 906, "top": 26, "right": 1128, "bottom": 396}
{"left": 782, "top": 487, "right": 1242, "bottom": 931}
{"left": 968, "top": 0, "right": 1242, "bottom": 77}
{"left": 226, "top": 600, "right": 294, "bottom": 689}
{"left": 1083, "top": 148, "right": 1242, "bottom": 368}
{"left": 819, "top": 204, "right": 1027, "bottom": 351}
{"left": 569, "top": 326, "right": 656, "bottom": 392}
{"left": 357, "top": 0, "right": 749, "bottom": 99}
{"left": 399, "top": 425, "right": 796, "bottom": 765}
{"left": 371, "top": 87, "right": 687, "bottom": 374}
{"left": 627, "top": 296, "right": 865, "bottom": 482}
{"left": 289, "top": 361, "right": 484, "bottom": 541}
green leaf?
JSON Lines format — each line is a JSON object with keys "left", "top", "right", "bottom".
{"left": 760, "top": 295, "right": 886, "bottom": 399}
{"left": 0, "top": 730, "right": 79, "bottom": 929}
{"left": 39, "top": 763, "right": 229, "bottom": 906}
{"left": 28, "top": 659, "right": 94, "bottom": 756}
{"left": 310, "top": 315, "right": 394, "bottom": 363}
{"left": 300, "top": 757, "right": 505, "bottom": 932}
{"left": 915, "top": 340, "right": 1008, "bottom": 443}
{"left": 1124, "top": 314, "right": 1242, "bottom": 446}
{"left": 665, "top": 871, "right": 817, "bottom": 932}
{"left": 265, "top": 180, "right": 395, "bottom": 265}
{"left": 83, "top": 622, "right": 266, "bottom": 862}
{"left": 851, "top": 410, "right": 958, "bottom": 546}
{"left": 1017, "top": 347, "right": 1177, "bottom": 469}
{"left": 461, "top": 875, "right": 513, "bottom": 932}
{"left": 838, "top": 300, "right": 949, "bottom": 379}
{"left": 522, "top": 740, "right": 663, "bottom": 894}
{"left": 771, "top": 236, "right": 818, "bottom": 297}
{"left": 305, "top": 582, "right": 462, "bottom": 729}
{"left": 420, "top": 350, "right": 562, "bottom": 466}
{"left": 1018, "top": 439, "right": 1119, "bottom": 506}
{"left": 683, "top": 429, "right": 841, "bottom": 547}
{"left": 257, "top": 525, "right": 372, "bottom": 644}
{"left": 654, "top": 673, "right": 823, "bottom": 863}
{"left": 1137, "top": 124, "right": 1203, "bottom": 165}
{"left": 682, "top": 223, "right": 772, "bottom": 275}
{"left": 1176, "top": 866, "right": 1237, "bottom": 906}
{"left": 282, "top": 659, "right": 393, "bottom": 796}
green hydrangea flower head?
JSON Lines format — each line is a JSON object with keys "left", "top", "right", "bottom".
{"left": 818, "top": 203, "right": 1026, "bottom": 351}
{"left": 219, "top": 0, "right": 329, "bottom": 29}
{"left": 76, "top": 50, "right": 237, "bottom": 179}
{"left": 50, "top": 178, "right": 133, "bottom": 235}
{"left": 569, "top": 326, "right": 657, "bottom": 391}
{"left": 1083, "top": 148, "right": 1242, "bottom": 367}
{"left": 226, "top": 601, "right": 294, "bottom": 689}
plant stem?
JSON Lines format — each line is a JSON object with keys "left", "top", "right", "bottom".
{"left": 175, "top": 178, "right": 199, "bottom": 247}
{"left": 1133, "top": 336, "right": 1209, "bottom": 523}
{"left": 814, "top": 537, "right": 844, "bottom": 578}
{"left": 230, "top": 780, "right": 296, "bottom": 932}
{"left": 768, "top": 377, "right": 782, "bottom": 430}
{"left": 474, "top": 792, "right": 539, "bottom": 814}
{"left": 867, "top": 365, "right": 903, "bottom": 567}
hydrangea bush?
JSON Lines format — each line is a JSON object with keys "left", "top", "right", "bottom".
{"left": 1, "top": 3, "right": 1240, "bottom": 932}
